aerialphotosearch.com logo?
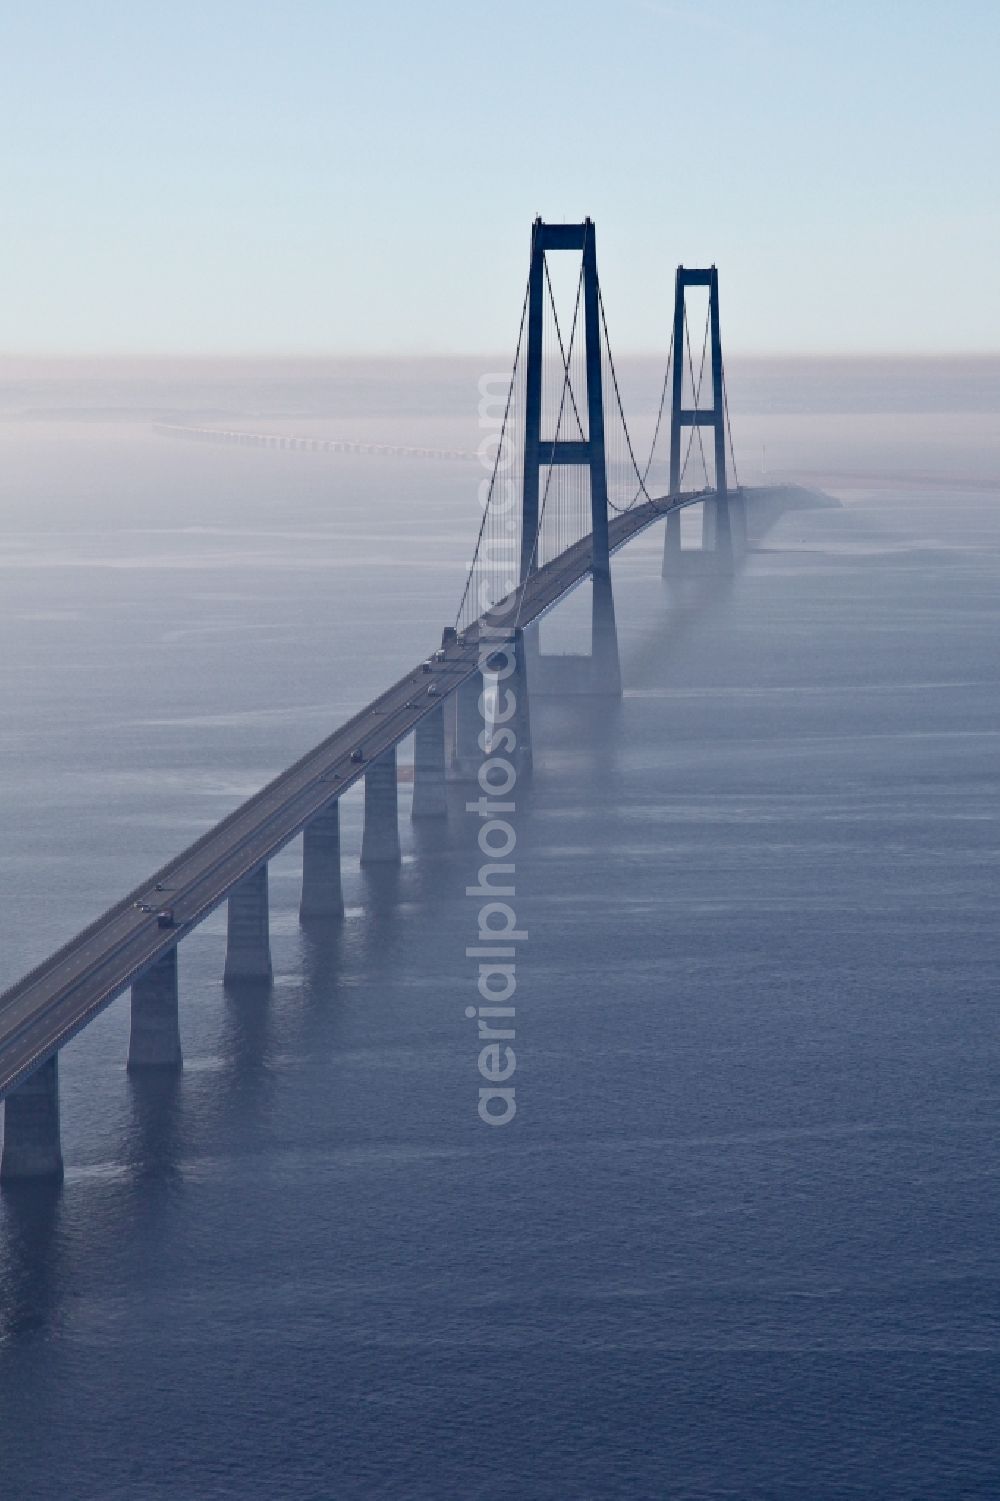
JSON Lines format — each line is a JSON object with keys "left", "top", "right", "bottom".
{"left": 465, "top": 372, "right": 524, "bottom": 1127}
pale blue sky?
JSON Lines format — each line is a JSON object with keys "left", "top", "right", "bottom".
{"left": 1, "top": 0, "right": 997, "bottom": 354}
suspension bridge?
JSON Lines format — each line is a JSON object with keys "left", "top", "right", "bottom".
{"left": 0, "top": 218, "right": 815, "bottom": 1181}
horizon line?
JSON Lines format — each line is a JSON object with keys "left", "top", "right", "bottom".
{"left": 1, "top": 349, "right": 999, "bottom": 364}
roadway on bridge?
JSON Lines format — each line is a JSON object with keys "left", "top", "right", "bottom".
{"left": 0, "top": 493, "right": 684, "bottom": 1098}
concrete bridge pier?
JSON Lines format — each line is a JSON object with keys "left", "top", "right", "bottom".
{"left": 411, "top": 704, "right": 447, "bottom": 818}
{"left": 451, "top": 672, "right": 486, "bottom": 781}
{"left": 661, "top": 510, "right": 683, "bottom": 578}
{"left": 127, "top": 946, "right": 182, "bottom": 1069}
{"left": 509, "top": 628, "right": 534, "bottom": 771}
{"left": 361, "top": 747, "right": 401, "bottom": 863}
{"left": 591, "top": 570, "right": 622, "bottom": 697}
{"left": 1, "top": 1056, "right": 64, "bottom": 1184}
{"left": 300, "top": 800, "right": 345, "bottom": 919}
{"left": 729, "top": 490, "right": 748, "bottom": 555}
{"left": 703, "top": 492, "right": 741, "bottom": 573}
{"left": 701, "top": 493, "right": 733, "bottom": 558}
{"left": 525, "top": 573, "right": 621, "bottom": 698}
{"left": 224, "top": 865, "right": 273, "bottom": 983}
{"left": 483, "top": 628, "right": 532, "bottom": 772}
{"left": 663, "top": 493, "right": 743, "bottom": 578}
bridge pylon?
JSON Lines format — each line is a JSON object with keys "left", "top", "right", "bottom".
{"left": 522, "top": 217, "right": 621, "bottom": 696}
{"left": 662, "top": 266, "right": 745, "bottom": 577}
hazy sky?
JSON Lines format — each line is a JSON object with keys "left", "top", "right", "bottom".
{"left": 2, "top": 0, "right": 997, "bottom": 356}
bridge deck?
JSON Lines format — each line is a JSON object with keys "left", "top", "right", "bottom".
{"left": 0, "top": 492, "right": 703, "bottom": 1098}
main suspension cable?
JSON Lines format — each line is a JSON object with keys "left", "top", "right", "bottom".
{"left": 453, "top": 269, "right": 531, "bottom": 631}
{"left": 679, "top": 301, "right": 710, "bottom": 489}
{"left": 597, "top": 284, "right": 675, "bottom": 513}
{"left": 514, "top": 253, "right": 585, "bottom": 629}
{"left": 544, "top": 258, "right": 586, "bottom": 441}
{"left": 721, "top": 351, "right": 740, "bottom": 490}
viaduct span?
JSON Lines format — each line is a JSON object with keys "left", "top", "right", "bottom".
{"left": 1, "top": 219, "right": 781, "bottom": 1181}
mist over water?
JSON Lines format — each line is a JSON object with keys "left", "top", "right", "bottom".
{"left": 0, "top": 359, "right": 998, "bottom": 1499}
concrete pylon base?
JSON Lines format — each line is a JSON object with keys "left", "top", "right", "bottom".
{"left": 590, "top": 571, "right": 622, "bottom": 698}
{"left": 300, "top": 801, "right": 345, "bottom": 919}
{"left": 481, "top": 628, "right": 533, "bottom": 772}
{"left": 661, "top": 509, "right": 683, "bottom": 578}
{"left": 729, "top": 491, "right": 748, "bottom": 555}
{"left": 411, "top": 704, "right": 448, "bottom": 818}
{"left": 508, "top": 631, "right": 533, "bottom": 772}
{"left": 1, "top": 1056, "right": 64, "bottom": 1184}
{"left": 361, "top": 747, "right": 401, "bottom": 863}
{"left": 663, "top": 493, "right": 745, "bottom": 578}
{"left": 224, "top": 865, "right": 273, "bottom": 983}
{"left": 450, "top": 672, "right": 485, "bottom": 783}
{"left": 524, "top": 574, "right": 621, "bottom": 698}
{"left": 128, "top": 947, "right": 182, "bottom": 1069}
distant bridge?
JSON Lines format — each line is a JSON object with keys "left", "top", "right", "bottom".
{"left": 0, "top": 218, "right": 806, "bottom": 1182}
{"left": 153, "top": 422, "right": 475, "bottom": 462}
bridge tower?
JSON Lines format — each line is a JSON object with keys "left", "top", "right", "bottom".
{"left": 662, "top": 266, "right": 745, "bottom": 576}
{"left": 522, "top": 217, "right": 621, "bottom": 695}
